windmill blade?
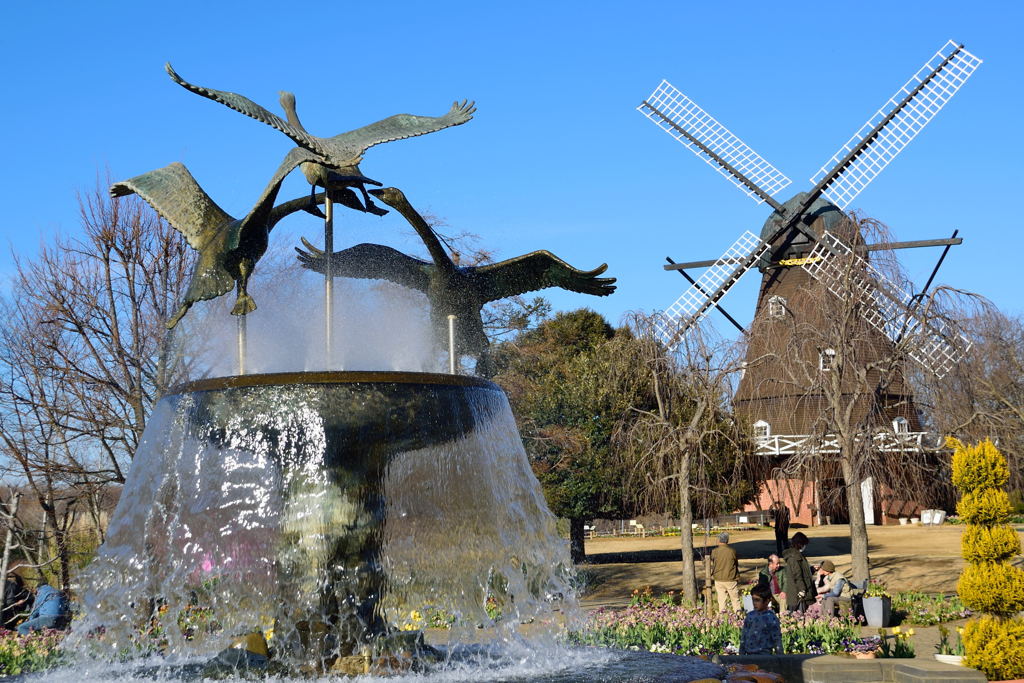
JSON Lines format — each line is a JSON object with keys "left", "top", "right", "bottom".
{"left": 656, "top": 231, "right": 769, "bottom": 349}
{"left": 800, "top": 231, "right": 970, "bottom": 378}
{"left": 810, "top": 41, "right": 982, "bottom": 210}
{"left": 639, "top": 80, "right": 791, "bottom": 207}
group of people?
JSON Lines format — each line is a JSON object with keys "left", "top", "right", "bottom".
{"left": 1, "top": 570, "right": 71, "bottom": 634}
{"left": 710, "top": 529, "right": 855, "bottom": 655}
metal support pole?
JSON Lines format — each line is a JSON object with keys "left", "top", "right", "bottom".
{"left": 236, "top": 315, "right": 247, "bottom": 375}
{"left": 324, "top": 196, "right": 334, "bottom": 367}
{"left": 703, "top": 519, "right": 712, "bottom": 614}
{"left": 447, "top": 315, "right": 457, "bottom": 374}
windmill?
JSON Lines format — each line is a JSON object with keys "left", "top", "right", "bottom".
{"left": 638, "top": 40, "right": 980, "bottom": 380}
{"left": 638, "top": 40, "right": 982, "bottom": 526}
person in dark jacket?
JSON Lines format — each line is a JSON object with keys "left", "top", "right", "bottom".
{"left": 772, "top": 501, "right": 791, "bottom": 556}
{"left": 16, "top": 583, "right": 70, "bottom": 634}
{"left": 2, "top": 573, "right": 31, "bottom": 629}
{"left": 781, "top": 531, "right": 813, "bottom": 613}
{"left": 756, "top": 553, "right": 788, "bottom": 612}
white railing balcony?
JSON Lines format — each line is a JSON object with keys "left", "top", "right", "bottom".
{"left": 754, "top": 431, "right": 936, "bottom": 457}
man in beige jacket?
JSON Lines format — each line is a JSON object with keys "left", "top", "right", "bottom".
{"left": 711, "top": 531, "right": 741, "bottom": 612}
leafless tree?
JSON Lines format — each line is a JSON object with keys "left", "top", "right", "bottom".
{"left": 0, "top": 179, "right": 193, "bottom": 585}
{"left": 612, "top": 313, "right": 751, "bottom": 602}
{"left": 918, "top": 309, "right": 1023, "bottom": 492}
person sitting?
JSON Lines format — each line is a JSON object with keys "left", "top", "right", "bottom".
{"left": 2, "top": 572, "right": 31, "bottom": 629}
{"left": 16, "top": 582, "right": 70, "bottom": 634}
{"left": 756, "top": 553, "right": 788, "bottom": 612}
{"left": 740, "top": 584, "right": 783, "bottom": 655}
{"left": 815, "top": 560, "right": 850, "bottom": 617}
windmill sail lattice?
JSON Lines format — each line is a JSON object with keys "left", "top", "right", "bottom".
{"left": 810, "top": 41, "right": 983, "bottom": 210}
{"left": 800, "top": 231, "right": 969, "bottom": 377}
{"left": 656, "top": 231, "right": 769, "bottom": 349}
{"left": 639, "top": 81, "right": 791, "bottom": 204}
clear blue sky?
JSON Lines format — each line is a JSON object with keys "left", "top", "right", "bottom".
{"left": 1, "top": 1, "right": 1020, "bottom": 333}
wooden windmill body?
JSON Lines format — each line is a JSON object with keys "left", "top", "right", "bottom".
{"left": 638, "top": 41, "right": 981, "bottom": 526}
{"left": 734, "top": 199, "right": 927, "bottom": 524}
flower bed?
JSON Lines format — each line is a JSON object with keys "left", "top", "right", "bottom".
{"left": 891, "top": 590, "right": 971, "bottom": 625}
{"left": 571, "top": 604, "right": 860, "bottom": 656}
{"left": 0, "top": 628, "right": 65, "bottom": 675}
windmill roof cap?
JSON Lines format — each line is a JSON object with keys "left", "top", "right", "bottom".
{"left": 759, "top": 192, "right": 845, "bottom": 242}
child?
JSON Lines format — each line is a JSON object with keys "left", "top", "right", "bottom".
{"left": 740, "top": 584, "right": 783, "bottom": 655}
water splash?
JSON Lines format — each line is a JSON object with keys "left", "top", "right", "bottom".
{"left": 66, "top": 374, "right": 583, "bottom": 677}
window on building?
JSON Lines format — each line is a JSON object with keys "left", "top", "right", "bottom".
{"left": 819, "top": 348, "right": 836, "bottom": 371}
{"left": 892, "top": 416, "right": 909, "bottom": 433}
{"left": 753, "top": 420, "right": 771, "bottom": 439}
{"left": 767, "top": 295, "right": 787, "bottom": 318}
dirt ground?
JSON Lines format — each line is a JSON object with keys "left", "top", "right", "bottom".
{"left": 577, "top": 523, "right": 1024, "bottom": 609}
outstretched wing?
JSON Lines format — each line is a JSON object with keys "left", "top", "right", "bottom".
{"left": 165, "top": 63, "right": 326, "bottom": 156}
{"left": 475, "top": 251, "right": 616, "bottom": 303}
{"left": 334, "top": 100, "right": 476, "bottom": 155}
{"left": 243, "top": 146, "right": 323, "bottom": 229}
{"left": 111, "top": 162, "right": 235, "bottom": 251}
{"left": 295, "top": 240, "right": 431, "bottom": 292}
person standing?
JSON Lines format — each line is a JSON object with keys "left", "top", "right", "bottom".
{"left": 711, "top": 531, "right": 741, "bottom": 612}
{"left": 781, "top": 531, "right": 813, "bottom": 613}
{"left": 757, "top": 553, "right": 788, "bottom": 612}
{"left": 740, "top": 585, "right": 783, "bottom": 655}
{"left": 772, "top": 501, "right": 791, "bottom": 556}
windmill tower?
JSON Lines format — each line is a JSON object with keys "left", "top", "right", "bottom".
{"left": 638, "top": 40, "right": 981, "bottom": 525}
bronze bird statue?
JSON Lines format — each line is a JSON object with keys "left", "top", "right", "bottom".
{"left": 295, "top": 187, "right": 616, "bottom": 375}
{"left": 112, "top": 147, "right": 328, "bottom": 328}
{"left": 165, "top": 63, "right": 475, "bottom": 215}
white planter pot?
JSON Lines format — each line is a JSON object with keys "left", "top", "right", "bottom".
{"left": 742, "top": 594, "right": 754, "bottom": 612}
{"left": 899, "top": 518, "right": 909, "bottom": 525}
{"left": 920, "top": 509, "right": 935, "bottom": 524}
{"left": 910, "top": 517, "right": 920, "bottom": 525}
{"left": 863, "top": 595, "right": 891, "bottom": 627}
{"left": 934, "top": 654, "right": 964, "bottom": 666}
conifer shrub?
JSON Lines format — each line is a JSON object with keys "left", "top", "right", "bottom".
{"left": 951, "top": 437, "right": 1009, "bottom": 492}
{"left": 961, "top": 525, "right": 1022, "bottom": 563}
{"left": 952, "top": 438, "right": 1024, "bottom": 680}
{"left": 956, "top": 488, "right": 1013, "bottom": 525}
{"left": 961, "top": 615, "right": 1024, "bottom": 681}
{"left": 957, "top": 562, "right": 1024, "bottom": 614}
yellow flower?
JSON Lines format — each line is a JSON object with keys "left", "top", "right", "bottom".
{"left": 907, "top": 628, "right": 915, "bottom": 636}
{"left": 891, "top": 626, "right": 901, "bottom": 634}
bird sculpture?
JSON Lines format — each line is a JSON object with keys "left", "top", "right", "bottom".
{"left": 112, "top": 147, "right": 328, "bottom": 328}
{"left": 165, "top": 64, "right": 475, "bottom": 215}
{"left": 295, "top": 187, "right": 616, "bottom": 375}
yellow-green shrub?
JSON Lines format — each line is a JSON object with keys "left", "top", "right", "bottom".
{"left": 953, "top": 438, "right": 1024, "bottom": 679}
{"left": 952, "top": 438, "right": 1009, "bottom": 493}
{"left": 957, "top": 562, "right": 1024, "bottom": 615}
{"left": 956, "top": 487, "right": 1012, "bottom": 526}
{"left": 962, "top": 615, "right": 1024, "bottom": 681}
{"left": 961, "top": 524, "right": 1022, "bottom": 563}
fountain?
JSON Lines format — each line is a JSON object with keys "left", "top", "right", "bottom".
{"left": 57, "top": 67, "right": 727, "bottom": 682}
